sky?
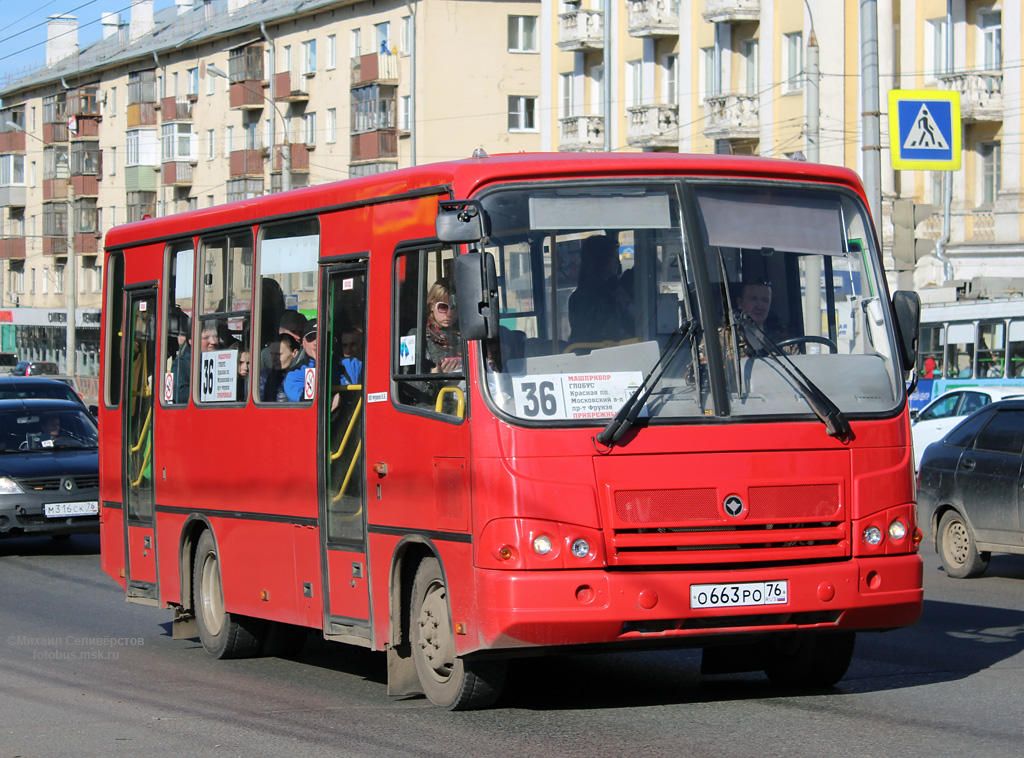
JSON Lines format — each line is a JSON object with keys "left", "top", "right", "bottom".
{"left": 0, "top": 0, "right": 174, "bottom": 84}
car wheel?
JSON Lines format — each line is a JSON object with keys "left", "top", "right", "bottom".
{"left": 762, "top": 631, "right": 856, "bottom": 688}
{"left": 193, "top": 530, "right": 264, "bottom": 658}
{"left": 410, "top": 557, "right": 506, "bottom": 710}
{"left": 938, "top": 510, "right": 989, "bottom": 579}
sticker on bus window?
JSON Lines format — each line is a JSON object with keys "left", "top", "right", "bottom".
{"left": 199, "top": 349, "right": 239, "bottom": 403}
{"left": 303, "top": 367, "right": 316, "bottom": 400}
{"left": 511, "top": 372, "right": 644, "bottom": 421}
{"left": 164, "top": 372, "right": 174, "bottom": 402}
{"left": 399, "top": 335, "right": 416, "bottom": 367}
{"left": 343, "top": 278, "right": 354, "bottom": 291}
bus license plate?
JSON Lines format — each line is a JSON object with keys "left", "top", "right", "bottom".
{"left": 690, "top": 580, "right": 788, "bottom": 609}
{"left": 44, "top": 501, "right": 99, "bottom": 518}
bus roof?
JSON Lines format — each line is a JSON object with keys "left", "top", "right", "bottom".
{"left": 104, "top": 151, "right": 867, "bottom": 251}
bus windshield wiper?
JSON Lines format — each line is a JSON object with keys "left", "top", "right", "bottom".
{"left": 595, "top": 319, "right": 695, "bottom": 448}
{"left": 738, "top": 313, "right": 853, "bottom": 442}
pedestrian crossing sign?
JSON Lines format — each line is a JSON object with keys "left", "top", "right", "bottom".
{"left": 888, "top": 90, "right": 961, "bottom": 170}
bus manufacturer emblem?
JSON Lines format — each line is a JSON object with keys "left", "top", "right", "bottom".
{"left": 723, "top": 495, "right": 744, "bottom": 518}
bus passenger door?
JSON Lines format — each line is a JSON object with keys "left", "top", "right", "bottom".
{"left": 122, "top": 289, "right": 159, "bottom": 603}
{"left": 319, "top": 265, "right": 371, "bottom": 638}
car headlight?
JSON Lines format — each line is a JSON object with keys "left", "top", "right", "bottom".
{"left": 0, "top": 476, "right": 25, "bottom": 495}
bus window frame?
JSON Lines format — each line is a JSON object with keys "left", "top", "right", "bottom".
{"left": 103, "top": 251, "right": 126, "bottom": 410}
{"left": 161, "top": 238, "right": 197, "bottom": 409}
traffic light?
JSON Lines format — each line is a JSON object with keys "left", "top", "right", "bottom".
{"left": 891, "top": 199, "right": 936, "bottom": 270}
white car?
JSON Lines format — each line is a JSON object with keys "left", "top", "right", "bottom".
{"left": 911, "top": 386, "right": 1024, "bottom": 468}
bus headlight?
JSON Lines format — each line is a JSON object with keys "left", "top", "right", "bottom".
{"left": 863, "top": 526, "right": 883, "bottom": 546}
{"left": 532, "top": 535, "right": 553, "bottom": 555}
{"left": 888, "top": 519, "right": 908, "bottom": 541}
{"left": 571, "top": 538, "right": 590, "bottom": 558}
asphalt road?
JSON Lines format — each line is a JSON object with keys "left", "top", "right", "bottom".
{"left": 1, "top": 534, "right": 1022, "bottom": 758}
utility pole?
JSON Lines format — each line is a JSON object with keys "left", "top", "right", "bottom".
{"left": 804, "top": 2, "right": 823, "bottom": 338}
{"left": 861, "top": 0, "right": 882, "bottom": 242}
{"left": 603, "top": 0, "right": 611, "bottom": 152}
{"left": 65, "top": 173, "right": 76, "bottom": 377}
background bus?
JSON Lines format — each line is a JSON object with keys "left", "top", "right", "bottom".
{"left": 100, "top": 152, "right": 923, "bottom": 710}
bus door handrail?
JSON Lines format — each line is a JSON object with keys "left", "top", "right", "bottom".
{"left": 330, "top": 385, "right": 363, "bottom": 504}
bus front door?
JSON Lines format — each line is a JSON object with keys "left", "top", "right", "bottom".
{"left": 319, "top": 265, "right": 371, "bottom": 640}
{"left": 123, "top": 289, "right": 159, "bottom": 603}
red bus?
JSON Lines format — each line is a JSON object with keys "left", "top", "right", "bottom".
{"left": 100, "top": 152, "right": 923, "bottom": 709}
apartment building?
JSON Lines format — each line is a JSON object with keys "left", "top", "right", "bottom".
{"left": 545, "top": 0, "right": 1020, "bottom": 295}
{"left": 0, "top": 0, "right": 543, "bottom": 373}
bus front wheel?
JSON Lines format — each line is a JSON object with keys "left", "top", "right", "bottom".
{"left": 762, "top": 630, "right": 856, "bottom": 688}
{"left": 193, "top": 530, "right": 263, "bottom": 659}
{"left": 409, "top": 557, "right": 506, "bottom": 710}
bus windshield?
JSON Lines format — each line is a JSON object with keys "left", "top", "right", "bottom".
{"left": 477, "top": 180, "right": 903, "bottom": 425}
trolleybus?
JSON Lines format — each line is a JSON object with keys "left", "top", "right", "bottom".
{"left": 99, "top": 152, "right": 923, "bottom": 709}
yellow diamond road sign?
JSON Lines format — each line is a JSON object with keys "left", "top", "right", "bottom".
{"left": 889, "top": 90, "right": 961, "bottom": 171}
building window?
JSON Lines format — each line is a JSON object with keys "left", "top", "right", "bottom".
{"left": 351, "top": 28, "right": 362, "bottom": 58}
{"left": 701, "top": 47, "right": 716, "bottom": 99}
{"left": 109, "top": 147, "right": 116, "bottom": 176}
{"left": 128, "top": 69, "right": 157, "bottom": 105}
{"left": 981, "top": 11, "right": 1001, "bottom": 70}
{"left": 508, "top": 16, "right": 538, "bottom": 52}
{"left": 302, "top": 39, "right": 317, "bottom": 75}
{"left": 109, "top": 87, "right": 117, "bottom": 113}
{"left": 352, "top": 85, "right": 396, "bottom": 132}
{"left": 327, "top": 108, "right": 337, "bottom": 143}
{"left": 162, "top": 123, "right": 194, "bottom": 162}
{"left": 664, "top": 54, "right": 678, "bottom": 106}
{"left": 126, "top": 129, "right": 158, "bottom": 167}
{"left": 327, "top": 35, "right": 336, "bottom": 69}
{"left": 784, "top": 32, "right": 803, "bottom": 92}
{"left": 626, "top": 60, "right": 643, "bottom": 107}
{"left": 375, "top": 22, "right": 390, "bottom": 54}
{"left": 742, "top": 39, "right": 758, "bottom": 95}
{"left": 127, "top": 191, "right": 156, "bottom": 223}
{"left": 508, "top": 96, "right": 537, "bottom": 132}
{"left": 70, "top": 141, "right": 101, "bottom": 176}
{"left": 399, "top": 95, "right": 411, "bottom": 131}
{"left": 401, "top": 16, "right": 412, "bottom": 55}
{"left": 226, "top": 125, "right": 234, "bottom": 154}
{"left": 304, "top": 112, "right": 316, "bottom": 146}
{"left": 187, "top": 67, "right": 199, "bottom": 97}
{"left": 981, "top": 141, "right": 1001, "bottom": 206}
{"left": 0, "top": 154, "right": 25, "bottom": 185}
{"left": 928, "top": 18, "right": 949, "bottom": 78}
{"left": 560, "top": 73, "right": 574, "bottom": 118}
{"left": 207, "top": 129, "right": 215, "bottom": 160}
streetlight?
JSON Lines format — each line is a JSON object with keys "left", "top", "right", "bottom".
{"left": 5, "top": 121, "right": 77, "bottom": 376}
{"left": 206, "top": 63, "right": 290, "bottom": 192}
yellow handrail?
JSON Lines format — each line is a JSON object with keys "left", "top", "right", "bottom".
{"left": 129, "top": 406, "right": 152, "bottom": 454}
{"left": 435, "top": 386, "right": 465, "bottom": 418}
{"left": 332, "top": 440, "right": 363, "bottom": 504}
{"left": 131, "top": 440, "right": 152, "bottom": 488}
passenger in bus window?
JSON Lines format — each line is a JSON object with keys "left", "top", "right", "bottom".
{"left": 568, "top": 235, "right": 633, "bottom": 346}
{"left": 200, "top": 320, "right": 222, "bottom": 352}
{"left": 338, "top": 326, "right": 364, "bottom": 386}
{"left": 425, "top": 280, "right": 462, "bottom": 374}
{"left": 259, "top": 310, "right": 308, "bottom": 372}
{"left": 169, "top": 309, "right": 191, "bottom": 404}
{"left": 260, "top": 334, "right": 302, "bottom": 402}
{"left": 282, "top": 319, "right": 318, "bottom": 402}
{"left": 729, "top": 281, "right": 795, "bottom": 357}
{"left": 237, "top": 349, "right": 250, "bottom": 399}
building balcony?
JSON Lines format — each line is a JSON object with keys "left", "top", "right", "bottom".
{"left": 43, "top": 234, "right": 67, "bottom": 257}
{"left": 702, "top": 0, "right": 760, "bottom": 23}
{"left": 627, "top": 104, "right": 679, "bottom": 148}
{"left": 230, "top": 81, "right": 266, "bottom": 110}
{"left": 351, "top": 53, "right": 399, "bottom": 87}
{"left": 275, "top": 72, "right": 309, "bottom": 102}
{"left": 273, "top": 143, "right": 310, "bottom": 172}
{"left": 558, "top": 10, "right": 604, "bottom": 51}
{"left": 71, "top": 175, "right": 99, "bottom": 197}
{"left": 938, "top": 70, "right": 1003, "bottom": 122}
{"left": 43, "top": 122, "right": 69, "bottom": 143}
{"left": 69, "top": 117, "right": 100, "bottom": 139}
{"left": 351, "top": 130, "right": 398, "bottom": 162}
{"left": 74, "top": 232, "right": 99, "bottom": 255}
{"left": 43, "top": 179, "right": 67, "bottom": 201}
{"left": 703, "top": 93, "right": 760, "bottom": 140}
{"left": 0, "top": 131, "right": 25, "bottom": 152}
{"left": 229, "top": 149, "right": 264, "bottom": 177}
{"left": 0, "top": 185, "right": 26, "bottom": 207}
{"left": 559, "top": 115, "right": 605, "bottom": 151}
{"left": 0, "top": 236, "right": 25, "bottom": 260}
{"left": 627, "top": 0, "right": 679, "bottom": 38}
{"left": 162, "top": 161, "right": 194, "bottom": 186}
{"left": 161, "top": 97, "right": 194, "bottom": 122}
{"left": 127, "top": 102, "right": 158, "bottom": 127}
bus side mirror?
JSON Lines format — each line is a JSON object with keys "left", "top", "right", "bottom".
{"left": 892, "top": 290, "right": 921, "bottom": 372}
{"left": 436, "top": 200, "right": 488, "bottom": 243}
{"left": 454, "top": 252, "right": 498, "bottom": 341}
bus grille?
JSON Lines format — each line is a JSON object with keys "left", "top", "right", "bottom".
{"left": 608, "top": 484, "right": 848, "bottom": 566}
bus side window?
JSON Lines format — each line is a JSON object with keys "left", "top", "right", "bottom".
{"left": 393, "top": 245, "right": 465, "bottom": 417}
{"left": 163, "top": 240, "right": 194, "bottom": 406}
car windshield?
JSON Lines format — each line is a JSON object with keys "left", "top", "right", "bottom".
{"left": 0, "top": 408, "right": 99, "bottom": 451}
{"left": 476, "top": 179, "right": 903, "bottom": 426}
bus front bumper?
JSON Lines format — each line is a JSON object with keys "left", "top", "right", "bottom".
{"left": 470, "top": 554, "right": 922, "bottom": 652}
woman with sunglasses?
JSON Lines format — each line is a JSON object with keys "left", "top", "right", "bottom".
{"left": 425, "top": 280, "right": 462, "bottom": 374}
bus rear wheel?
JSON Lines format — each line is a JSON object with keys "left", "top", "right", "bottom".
{"left": 193, "top": 530, "right": 263, "bottom": 659}
{"left": 410, "top": 557, "right": 506, "bottom": 710}
{"left": 762, "top": 630, "right": 856, "bottom": 689}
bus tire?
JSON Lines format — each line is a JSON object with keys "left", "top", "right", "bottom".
{"left": 762, "top": 630, "right": 856, "bottom": 689}
{"left": 193, "top": 530, "right": 263, "bottom": 659}
{"left": 938, "top": 509, "right": 989, "bottom": 579}
{"left": 410, "top": 557, "right": 506, "bottom": 710}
